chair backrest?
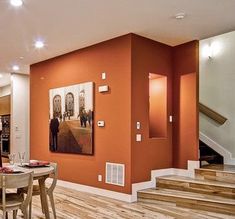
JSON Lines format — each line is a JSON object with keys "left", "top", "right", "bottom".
{"left": 0, "top": 172, "right": 33, "bottom": 210}
{"left": 48, "top": 163, "right": 58, "bottom": 193}
{"left": 3, "top": 172, "right": 32, "bottom": 189}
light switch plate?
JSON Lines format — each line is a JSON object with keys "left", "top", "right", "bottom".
{"left": 136, "top": 134, "right": 142, "bottom": 142}
{"left": 136, "top": 122, "right": 141, "bottom": 130}
{"left": 169, "top": 115, "right": 173, "bottom": 123}
{"left": 102, "top": 72, "right": 106, "bottom": 80}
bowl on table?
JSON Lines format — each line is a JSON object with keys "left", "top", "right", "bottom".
{"left": 24, "top": 160, "right": 50, "bottom": 168}
{"left": 0, "top": 167, "right": 23, "bottom": 174}
{"left": 0, "top": 167, "right": 14, "bottom": 173}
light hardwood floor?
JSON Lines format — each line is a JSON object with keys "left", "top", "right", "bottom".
{"left": 201, "top": 164, "right": 235, "bottom": 172}
{"left": 1, "top": 185, "right": 235, "bottom": 219}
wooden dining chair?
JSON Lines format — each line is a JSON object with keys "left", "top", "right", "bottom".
{"left": 21, "top": 163, "right": 58, "bottom": 219}
{"left": 0, "top": 171, "right": 33, "bottom": 219}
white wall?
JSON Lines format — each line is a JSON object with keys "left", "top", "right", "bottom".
{"left": 0, "top": 84, "right": 11, "bottom": 97}
{"left": 10, "top": 74, "right": 30, "bottom": 161}
{"left": 200, "top": 31, "right": 235, "bottom": 157}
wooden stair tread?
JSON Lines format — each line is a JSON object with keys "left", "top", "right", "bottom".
{"left": 138, "top": 188, "right": 235, "bottom": 205}
{"left": 200, "top": 164, "right": 235, "bottom": 173}
{"left": 157, "top": 175, "right": 235, "bottom": 188}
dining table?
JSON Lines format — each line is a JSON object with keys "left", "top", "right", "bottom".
{"left": 3, "top": 162, "right": 54, "bottom": 219}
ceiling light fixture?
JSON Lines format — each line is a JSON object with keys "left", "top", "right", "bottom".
{"left": 0, "top": 74, "right": 3, "bottom": 78}
{"left": 35, "top": 40, "right": 45, "bottom": 49}
{"left": 175, "top": 12, "right": 186, "bottom": 20}
{"left": 10, "top": 0, "right": 23, "bottom": 7}
{"left": 12, "top": 65, "right": 19, "bottom": 71}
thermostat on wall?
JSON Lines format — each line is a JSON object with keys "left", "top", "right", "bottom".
{"left": 98, "top": 85, "right": 109, "bottom": 93}
{"left": 97, "top": 121, "right": 105, "bottom": 127}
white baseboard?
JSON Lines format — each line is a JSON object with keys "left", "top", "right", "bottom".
{"left": 54, "top": 179, "right": 133, "bottom": 202}
{"left": 52, "top": 160, "right": 199, "bottom": 203}
{"left": 131, "top": 180, "right": 153, "bottom": 202}
{"left": 151, "top": 168, "right": 174, "bottom": 188}
{"left": 187, "top": 160, "right": 200, "bottom": 178}
{"left": 131, "top": 161, "right": 199, "bottom": 202}
{"left": 131, "top": 168, "right": 174, "bottom": 202}
{"left": 200, "top": 132, "right": 235, "bottom": 165}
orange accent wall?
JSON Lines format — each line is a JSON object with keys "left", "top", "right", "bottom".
{"left": 131, "top": 34, "right": 173, "bottom": 183}
{"left": 30, "top": 33, "right": 199, "bottom": 192}
{"left": 149, "top": 76, "right": 167, "bottom": 138}
{"left": 172, "top": 41, "right": 199, "bottom": 168}
{"left": 30, "top": 35, "right": 132, "bottom": 194}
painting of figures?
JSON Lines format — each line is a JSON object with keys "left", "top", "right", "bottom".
{"left": 49, "top": 82, "right": 94, "bottom": 155}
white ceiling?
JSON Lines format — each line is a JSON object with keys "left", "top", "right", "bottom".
{"left": 0, "top": 0, "right": 235, "bottom": 77}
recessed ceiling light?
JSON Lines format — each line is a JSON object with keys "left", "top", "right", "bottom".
{"left": 0, "top": 74, "right": 3, "bottom": 78}
{"left": 19, "top": 56, "right": 24, "bottom": 59}
{"left": 10, "top": 0, "right": 23, "bottom": 7}
{"left": 12, "top": 65, "right": 19, "bottom": 71}
{"left": 175, "top": 12, "right": 186, "bottom": 20}
{"left": 35, "top": 40, "right": 45, "bottom": 49}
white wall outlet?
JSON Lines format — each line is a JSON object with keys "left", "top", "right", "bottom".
{"left": 102, "top": 72, "right": 106, "bottom": 80}
{"left": 98, "top": 85, "right": 109, "bottom": 93}
{"left": 136, "top": 122, "right": 141, "bottom": 130}
{"left": 169, "top": 115, "right": 173, "bottom": 123}
{"left": 98, "top": 175, "right": 102, "bottom": 182}
{"left": 136, "top": 134, "right": 142, "bottom": 142}
{"left": 97, "top": 121, "right": 105, "bottom": 127}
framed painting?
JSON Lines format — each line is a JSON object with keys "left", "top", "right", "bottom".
{"left": 49, "top": 82, "right": 94, "bottom": 155}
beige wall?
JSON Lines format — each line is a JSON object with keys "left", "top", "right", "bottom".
{"left": 0, "top": 84, "right": 11, "bottom": 97}
{"left": 200, "top": 31, "right": 235, "bottom": 157}
{"left": 11, "top": 74, "right": 30, "bottom": 161}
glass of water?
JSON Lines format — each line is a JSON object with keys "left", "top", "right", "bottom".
{"left": 8, "top": 153, "right": 16, "bottom": 166}
{"left": 18, "top": 152, "right": 25, "bottom": 166}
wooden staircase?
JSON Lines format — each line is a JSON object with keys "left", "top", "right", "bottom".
{"left": 138, "top": 164, "right": 235, "bottom": 216}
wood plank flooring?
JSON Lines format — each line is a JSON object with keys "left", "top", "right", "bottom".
{"left": 195, "top": 168, "right": 235, "bottom": 184}
{"left": 138, "top": 188, "right": 235, "bottom": 215}
{"left": 157, "top": 175, "right": 235, "bottom": 198}
{"left": 1, "top": 185, "right": 235, "bottom": 219}
{"left": 139, "top": 164, "right": 235, "bottom": 216}
{"left": 201, "top": 164, "right": 235, "bottom": 173}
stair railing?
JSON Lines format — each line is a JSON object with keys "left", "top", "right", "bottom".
{"left": 199, "top": 102, "right": 227, "bottom": 125}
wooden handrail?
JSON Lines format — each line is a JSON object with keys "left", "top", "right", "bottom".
{"left": 199, "top": 102, "right": 227, "bottom": 125}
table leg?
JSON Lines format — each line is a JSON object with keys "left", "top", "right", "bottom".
{"left": 39, "top": 177, "right": 50, "bottom": 219}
